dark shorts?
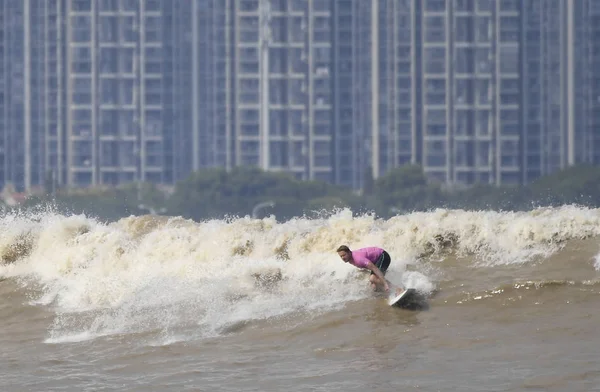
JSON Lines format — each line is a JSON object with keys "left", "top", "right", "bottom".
{"left": 371, "top": 251, "right": 391, "bottom": 276}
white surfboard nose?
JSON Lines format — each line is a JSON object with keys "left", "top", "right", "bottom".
{"left": 388, "top": 287, "right": 416, "bottom": 306}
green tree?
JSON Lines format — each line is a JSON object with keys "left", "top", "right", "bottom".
{"left": 373, "top": 165, "right": 442, "bottom": 214}
{"left": 527, "top": 164, "right": 600, "bottom": 207}
{"left": 167, "top": 166, "right": 359, "bottom": 221}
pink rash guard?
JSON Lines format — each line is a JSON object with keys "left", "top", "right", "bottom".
{"left": 349, "top": 247, "right": 384, "bottom": 269}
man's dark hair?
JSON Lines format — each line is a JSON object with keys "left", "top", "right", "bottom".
{"left": 336, "top": 245, "right": 350, "bottom": 253}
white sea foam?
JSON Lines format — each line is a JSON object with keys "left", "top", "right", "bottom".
{"left": 593, "top": 251, "right": 600, "bottom": 271}
{"left": 1, "top": 205, "right": 599, "bottom": 342}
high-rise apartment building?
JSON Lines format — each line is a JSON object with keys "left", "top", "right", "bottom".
{"left": 363, "top": 0, "right": 522, "bottom": 186}
{"left": 521, "top": 0, "right": 593, "bottom": 183}
{"left": 0, "top": 0, "right": 65, "bottom": 192}
{"left": 162, "top": 1, "right": 195, "bottom": 183}
{"left": 330, "top": 0, "right": 373, "bottom": 189}
{"left": 196, "top": 0, "right": 334, "bottom": 182}
{"left": 73, "top": 0, "right": 167, "bottom": 186}
{"left": 579, "top": 0, "right": 600, "bottom": 165}
{"left": 1, "top": 0, "right": 599, "bottom": 194}
{"left": 195, "top": 0, "right": 229, "bottom": 170}
{"left": 0, "top": 0, "right": 180, "bottom": 192}
{"left": 333, "top": 0, "right": 600, "bottom": 189}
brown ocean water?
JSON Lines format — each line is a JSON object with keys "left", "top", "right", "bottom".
{"left": 2, "top": 206, "right": 600, "bottom": 391}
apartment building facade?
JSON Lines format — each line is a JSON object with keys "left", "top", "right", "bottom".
{"left": 0, "top": 0, "right": 599, "bottom": 193}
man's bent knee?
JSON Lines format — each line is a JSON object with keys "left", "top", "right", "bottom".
{"left": 369, "top": 275, "right": 382, "bottom": 284}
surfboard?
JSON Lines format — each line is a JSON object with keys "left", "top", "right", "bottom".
{"left": 388, "top": 287, "right": 417, "bottom": 307}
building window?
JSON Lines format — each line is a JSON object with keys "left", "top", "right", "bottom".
{"left": 144, "top": 78, "right": 161, "bottom": 105}
{"left": 145, "top": 110, "right": 162, "bottom": 136}
{"left": 72, "top": 0, "right": 92, "bottom": 11}
{"left": 500, "top": 0, "right": 520, "bottom": 12}
{"left": 500, "top": 17, "right": 520, "bottom": 42}
{"left": 426, "top": 110, "right": 446, "bottom": 136}
{"left": 99, "top": 0, "right": 118, "bottom": 11}
{"left": 145, "top": 141, "right": 163, "bottom": 167}
{"left": 122, "top": 16, "right": 138, "bottom": 42}
{"left": 144, "top": 16, "right": 161, "bottom": 43}
{"left": 477, "top": 141, "right": 490, "bottom": 166}
{"left": 290, "top": 110, "right": 305, "bottom": 135}
{"left": 269, "top": 48, "right": 288, "bottom": 73}
{"left": 269, "top": 141, "right": 288, "bottom": 167}
{"left": 455, "top": 17, "right": 474, "bottom": 42}
{"left": 291, "top": 0, "right": 306, "bottom": 11}
{"left": 477, "top": 0, "right": 491, "bottom": 11}
{"left": 72, "top": 109, "right": 92, "bottom": 137}
{"left": 240, "top": 0, "right": 259, "bottom": 11}
{"left": 145, "top": 0, "right": 161, "bottom": 11}
{"left": 239, "top": 16, "right": 259, "bottom": 43}
{"left": 290, "top": 79, "right": 305, "bottom": 105}
{"left": 71, "top": 16, "right": 91, "bottom": 42}
{"left": 241, "top": 141, "right": 260, "bottom": 166}
{"left": 144, "top": 47, "right": 162, "bottom": 73}
{"left": 314, "top": 16, "right": 331, "bottom": 42}
{"left": 426, "top": 0, "right": 446, "bottom": 12}
{"left": 455, "top": 141, "right": 475, "bottom": 166}
{"left": 456, "top": 0, "right": 475, "bottom": 12}
{"left": 101, "top": 141, "right": 118, "bottom": 166}
{"left": 455, "top": 110, "right": 474, "bottom": 135}
{"left": 100, "top": 78, "right": 119, "bottom": 105}
{"left": 425, "top": 48, "right": 446, "bottom": 73}
{"left": 72, "top": 77, "right": 92, "bottom": 104}
{"left": 123, "top": 0, "right": 138, "bottom": 11}
{"left": 241, "top": 125, "right": 259, "bottom": 136}
{"left": 501, "top": 123, "right": 520, "bottom": 136}
{"left": 500, "top": 46, "right": 519, "bottom": 73}
{"left": 455, "top": 79, "right": 474, "bottom": 104}
{"left": 120, "top": 48, "right": 135, "bottom": 74}
{"left": 477, "top": 111, "right": 490, "bottom": 135}
{"left": 121, "top": 141, "right": 137, "bottom": 166}
{"left": 120, "top": 111, "right": 137, "bottom": 136}
{"left": 100, "top": 109, "right": 119, "bottom": 135}
{"left": 100, "top": 47, "right": 118, "bottom": 74}
{"left": 292, "top": 141, "right": 305, "bottom": 166}
{"left": 291, "top": 16, "right": 305, "bottom": 43}
{"left": 99, "top": 16, "right": 118, "bottom": 42}
{"left": 425, "top": 16, "right": 445, "bottom": 43}
{"left": 71, "top": 46, "right": 92, "bottom": 73}
{"left": 239, "top": 78, "right": 259, "bottom": 103}
{"left": 269, "top": 110, "right": 287, "bottom": 135}
{"left": 271, "top": 16, "right": 287, "bottom": 43}
{"left": 240, "top": 109, "right": 259, "bottom": 123}
{"left": 73, "top": 140, "right": 93, "bottom": 166}
{"left": 121, "top": 79, "right": 135, "bottom": 105}
{"left": 426, "top": 78, "right": 446, "bottom": 105}
{"left": 477, "top": 79, "right": 490, "bottom": 104}
{"left": 269, "top": 79, "right": 287, "bottom": 105}
{"left": 477, "top": 17, "right": 491, "bottom": 43}
{"left": 426, "top": 155, "right": 446, "bottom": 167}
{"left": 239, "top": 46, "right": 258, "bottom": 72}
{"left": 455, "top": 48, "right": 475, "bottom": 74}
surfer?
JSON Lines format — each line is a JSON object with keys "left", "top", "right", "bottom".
{"left": 336, "top": 245, "right": 394, "bottom": 293}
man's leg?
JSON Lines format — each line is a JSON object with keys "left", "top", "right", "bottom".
{"left": 370, "top": 252, "right": 392, "bottom": 291}
{"left": 369, "top": 273, "right": 387, "bottom": 291}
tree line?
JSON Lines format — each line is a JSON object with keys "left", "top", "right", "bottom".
{"left": 15, "top": 164, "right": 600, "bottom": 222}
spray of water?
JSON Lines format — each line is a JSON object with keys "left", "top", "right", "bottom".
{"left": 1, "top": 205, "right": 599, "bottom": 343}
